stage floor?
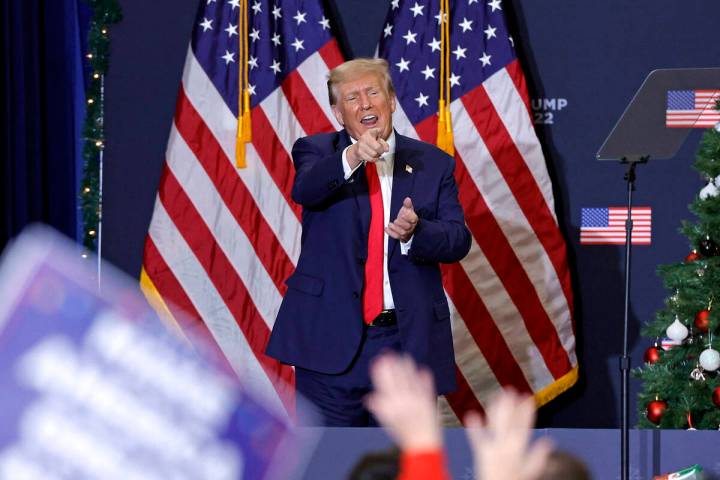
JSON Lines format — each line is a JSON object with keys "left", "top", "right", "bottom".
{"left": 299, "top": 428, "right": 720, "bottom": 479}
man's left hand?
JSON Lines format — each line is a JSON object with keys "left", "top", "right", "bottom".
{"left": 386, "top": 197, "right": 418, "bottom": 242}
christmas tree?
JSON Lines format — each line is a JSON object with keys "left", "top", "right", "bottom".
{"left": 636, "top": 101, "right": 720, "bottom": 429}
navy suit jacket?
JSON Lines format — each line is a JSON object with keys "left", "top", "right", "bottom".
{"left": 266, "top": 129, "right": 471, "bottom": 394}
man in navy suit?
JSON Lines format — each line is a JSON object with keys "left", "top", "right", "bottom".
{"left": 266, "top": 58, "right": 471, "bottom": 426}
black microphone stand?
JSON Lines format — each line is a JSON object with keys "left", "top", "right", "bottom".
{"left": 619, "top": 155, "right": 647, "bottom": 480}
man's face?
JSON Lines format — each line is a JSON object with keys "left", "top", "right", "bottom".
{"left": 331, "top": 73, "right": 396, "bottom": 141}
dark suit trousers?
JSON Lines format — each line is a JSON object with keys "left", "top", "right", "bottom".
{"left": 295, "top": 324, "right": 402, "bottom": 427}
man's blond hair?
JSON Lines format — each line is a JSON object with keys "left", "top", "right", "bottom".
{"left": 326, "top": 58, "right": 396, "bottom": 105}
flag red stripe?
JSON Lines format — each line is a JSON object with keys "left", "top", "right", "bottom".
{"left": 413, "top": 117, "right": 534, "bottom": 388}
{"left": 318, "top": 38, "right": 344, "bottom": 70}
{"left": 505, "top": 60, "right": 532, "bottom": 118}
{"left": 462, "top": 86, "right": 574, "bottom": 326}
{"left": 251, "top": 106, "right": 303, "bottom": 221}
{"left": 142, "top": 236, "right": 236, "bottom": 375}
{"left": 445, "top": 367, "right": 486, "bottom": 421}
{"left": 456, "top": 152, "right": 573, "bottom": 379}
{"left": 143, "top": 235, "right": 206, "bottom": 331}
{"left": 442, "top": 262, "right": 533, "bottom": 390}
{"left": 175, "top": 86, "right": 295, "bottom": 294}
{"left": 415, "top": 115, "right": 571, "bottom": 381}
{"left": 158, "top": 167, "right": 295, "bottom": 412}
{"left": 505, "top": 62, "right": 576, "bottom": 319}
{"left": 281, "top": 70, "right": 336, "bottom": 135}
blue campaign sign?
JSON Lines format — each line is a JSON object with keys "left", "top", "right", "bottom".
{"left": 0, "top": 227, "right": 312, "bottom": 480}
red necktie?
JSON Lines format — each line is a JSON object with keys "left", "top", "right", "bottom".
{"left": 363, "top": 162, "right": 384, "bottom": 324}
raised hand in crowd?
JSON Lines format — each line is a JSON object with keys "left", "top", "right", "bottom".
{"left": 365, "top": 353, "right": 442, "bottom": 453}
{"left": 464, "top": 390, "right": 553, "bottom": 480}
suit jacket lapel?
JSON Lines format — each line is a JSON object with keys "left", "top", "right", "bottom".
{"left": 388, "top": 132, "right": 417, "bottom": 262}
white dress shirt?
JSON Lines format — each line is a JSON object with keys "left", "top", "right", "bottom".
{"left": 341, "top": 132, "right": 412, "bottom": 310}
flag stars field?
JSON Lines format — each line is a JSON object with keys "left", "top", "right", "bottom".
{"left": 270, "top": 59, "right": 281, "bottom": 74}
{"left": 484, "top": 24, "right": 497, "bottom": 39}
{"left": 403, "top": 30, "right": 417, "bottom": 45}
{"left": 396, "top": 57, "right": 410, "bottom": 72}
{"left": 225, "top": 23, "right": 238, "bottom": 37}
{"left": 293, "top": 10, "right": 307, "bottom": 25}
{"left": 453, "top": 45, "right": 467, "bottom": 60}
{"left": 411, "top": 2, "right": 425, "bottom": 17}
{"left": 449, "top": 72, "right": 461, "bottom": 87}
{"left": 415, "top": 92, "right": 429, "bottom": 107}
{"left": 488, "top": 0, "right": 502, "bottom": 12}
{"left": 459, "top": 17, "right": 473, "bottom": 32}
{"left": 421, "top": 65, "right": 435, "bottom": 79}
{"left": 291, "top": 38, "right": 305, "bottom": 51}
{"left": 200, "top": 18, "right": 213, "bottom": 32}
{"left": 221, "top": 50, "right": 234, "bottom": 64}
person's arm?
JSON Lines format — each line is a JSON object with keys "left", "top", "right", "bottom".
{"left": 291, "top": 130, "right": 390, "bottom": 208}
{"left": 464, "top": 390, "right": 553, "bottom": 480}
{"left": 290, "top": 136, "right": 347, "bottom": 208}
{"left": 398, "top": 450, "right": 449, "bottom": 480}
{"left": 407, "top": 156, "right": 471, "bottom": 264}
{"left": 365, "top": 353, "right": 451, "bottom": 480}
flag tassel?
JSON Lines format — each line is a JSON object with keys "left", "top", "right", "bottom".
{"left": 435, "top": 0, "right": 454, "bottom": 156}
{"left": 236, "top": 0, "right": 250, "bottom": 168}
{"left": 236, "top": 89, "right": 251, "bottom": 168}
{"left": 435, "top": 0, "right": 455, "bottom": 156}
{"left": 436, "top": 100, "right": 453, "bottom": 156}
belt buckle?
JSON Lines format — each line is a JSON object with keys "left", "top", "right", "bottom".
{"left": 370, "top": 309, "right": 395, "bottom": 327}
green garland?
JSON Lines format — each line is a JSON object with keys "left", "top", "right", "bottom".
{"left": 635, "top": 100, "right": 720, "bottom": 429}
{"left": 79, "top": 0, "right": 122, "bottom": 251}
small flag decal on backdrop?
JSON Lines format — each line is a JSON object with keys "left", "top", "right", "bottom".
{"left": 580, "top": 207, "right": 652, "bottom": 245}
{"left": 666, "top": 90, "right": 720, "bottom": 128}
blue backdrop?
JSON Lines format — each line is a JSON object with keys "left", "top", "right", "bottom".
{"left": 99, "top": 0, "right": 720, "bottom": 428}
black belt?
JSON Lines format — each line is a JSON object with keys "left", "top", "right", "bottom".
{"left": 368, "top": 309, "right": 397, "bottom": 327}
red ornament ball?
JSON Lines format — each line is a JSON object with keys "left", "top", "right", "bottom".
{"left": 685, "top": 250, "right": 702, "bottom": 262}
{"left": 694, "top": 310, "right": 711, "bottom": 333}
{"left": 713, "top": 387, "right": 720, "bottom": 408}
{"left": 643, "top": 346, "right": 661, "bottom": 364}
{"left": 647, "top": 399, "right": 668, "bottom": 424}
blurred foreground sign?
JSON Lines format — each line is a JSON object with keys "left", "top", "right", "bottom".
{"left": 0, "top": 227, "right": 309, "bottom": 480}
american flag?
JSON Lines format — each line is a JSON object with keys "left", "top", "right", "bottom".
{"left": 141, "top": 0, "right": 345, "bottom": 417}
{"left": 666, "top": 90, "right": 720, "bottom": 128}
{"left": 379, "top": 0, "right": 577, "bottom": 424}
{"left": 579, "top": 207, "right": 652, "bottom": 245}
